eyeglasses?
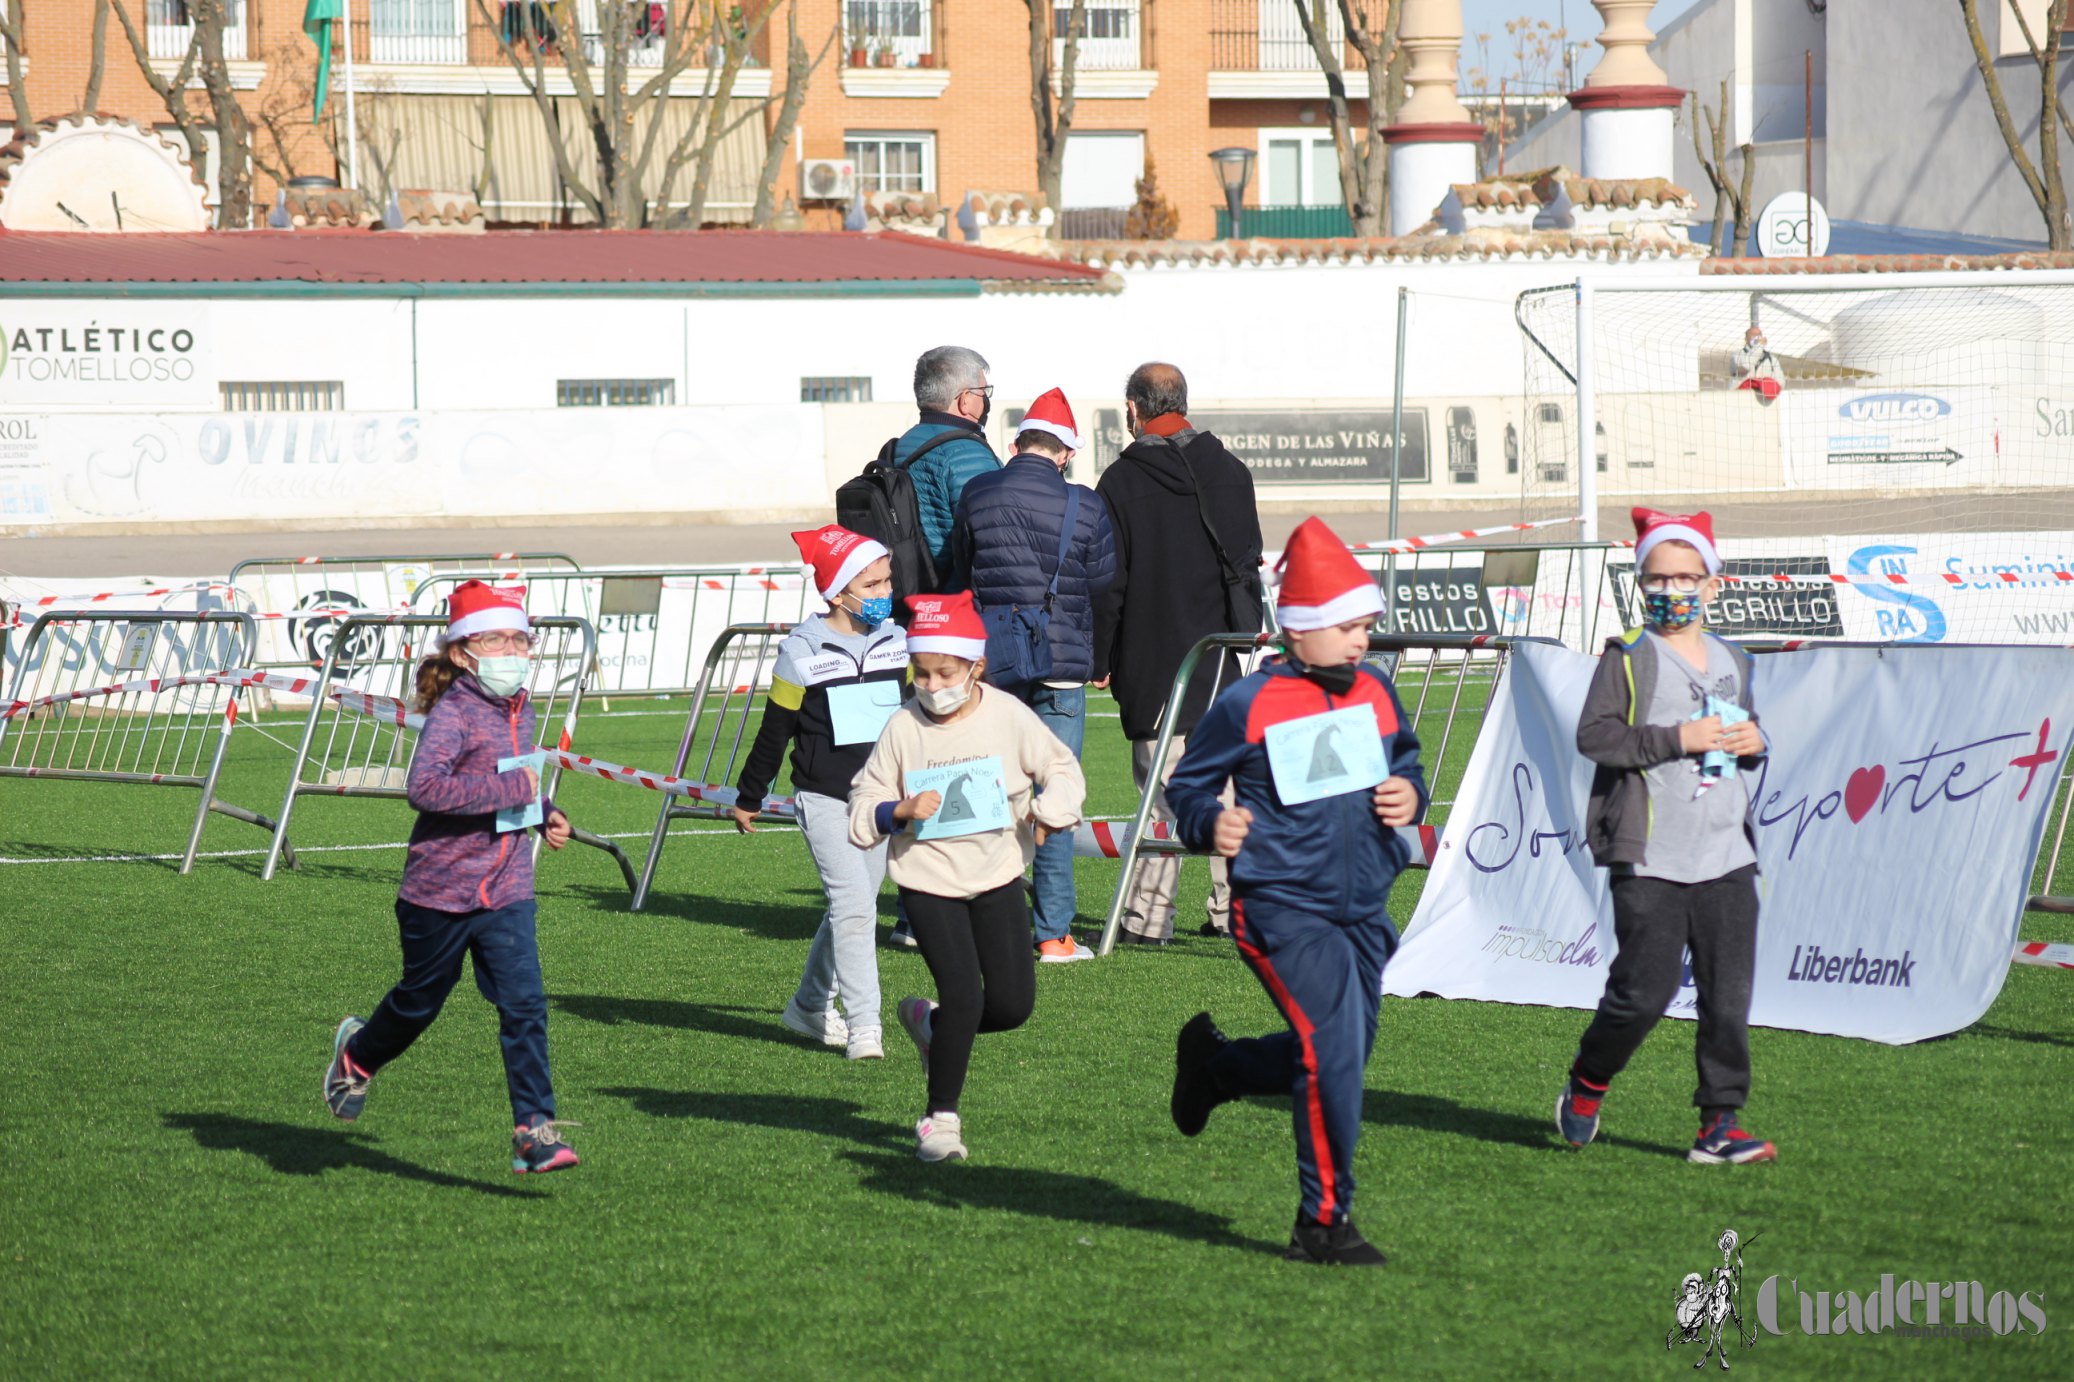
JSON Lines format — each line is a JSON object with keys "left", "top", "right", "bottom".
{"left": 467, "top": 631, "right": 536, "bottom": 654}
{"left": 1639, "top": 574, "right": 1709, "bottom": 594}
{"left": 960, "top": 385, "right": 996, "bottom": 401}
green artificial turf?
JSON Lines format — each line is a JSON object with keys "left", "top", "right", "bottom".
{"left": 2, "top": 686, "right": 2070, "bottom": 1380}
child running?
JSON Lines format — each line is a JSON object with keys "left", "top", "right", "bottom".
{"left": 1164, "top": 518, "right": 1426, "bottom": 1266}
{"left": 1556, "top": 508, "right": 1776, "bottom": 1165}
{"left": 732, "top": 525, "right": 909, "bottom": 1060}
{"left": 322, "top": 580, "right": 580, "bottom": 1175}
{"left": 848, "top": 591, "right": 1087, "bottom": 1162}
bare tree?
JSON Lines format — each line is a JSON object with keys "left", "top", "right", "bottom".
{"left": 1289, "top": 0, "right": 1403, "bottom": 237}
{"left": 1961, "top": 0, "right": 2070, "bottom": 250}
{"left": 751, "top": 3, "right": 838, "bottom": 227}
{"left": 85, "top": 0, "right": 112, "bottom": 111}
{"left": 475, "top": 0, "right": 783, "bottom": 229}
{"left": 1689, "top": 82, "right": 1756, "bottom": 258}
{"left": 112, "top": 0, "right": 255, "bottom": 226}
{"left": 1029, "top": 0, "right": 1085, "bottom": 237}
{"left": 1, "top": 0, "right": 31, "bottom": 127}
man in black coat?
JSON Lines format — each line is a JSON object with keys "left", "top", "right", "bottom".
{"left": 1092, "top": 362, "right": 1265, "bottom": 944}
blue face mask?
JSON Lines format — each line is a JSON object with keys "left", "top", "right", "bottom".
{"left": 1644, "top": 589, "right": 1703, "bottom": 632}
{"left": 847, "top": 595, "right": 893, "bottom": 629}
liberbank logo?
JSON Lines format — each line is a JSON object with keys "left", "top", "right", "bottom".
{"left": 1837, "top": 391, "right": 1952, "bottom": 423}
{"left": 2, "top": 320, "right": 200, "bottom": 384}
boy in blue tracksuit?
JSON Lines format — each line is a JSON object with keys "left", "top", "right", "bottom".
{"left": 1164, "top": 517, "right": 1426, "bottom": 1267}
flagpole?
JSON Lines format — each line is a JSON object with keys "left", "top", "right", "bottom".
{"left": 342, "top": 0, "right": 360, "bottom": 191}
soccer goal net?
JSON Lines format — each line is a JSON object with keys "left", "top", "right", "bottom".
{"left": 1513, "top": 272, "right": 2074, "bottom": 644}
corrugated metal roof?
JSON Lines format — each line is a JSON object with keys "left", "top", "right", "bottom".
{"left": 0, "top": 230, "right": 1112, "bottom": 289}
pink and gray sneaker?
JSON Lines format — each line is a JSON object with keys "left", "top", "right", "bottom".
{"left": 896, "top": 997, "right": 935, "bottom": 1073}
{"left": 512, "top": 1115, "right": 582, "bottom": 1174}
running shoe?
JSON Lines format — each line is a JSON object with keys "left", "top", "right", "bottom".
{"left": 914, "top": 1112, "right": 966, "bottom": 1163}
{"left": 1037, "top": 937, "right": 1094, "bottom": 964}
{"left": 1171, "top": 1012, "right": 1231, "bottom": 1137}
{"left": 896, "top": 996, "right": 934, "bottom": 1073}
{"left": 323, "top": 1016, "right": 371, "bottom": 1122}
{"left": 780, "top": 997, "right": 848, "bottom": 1047}
{"left": 1556, "top": 1075, "right": 1607, "bottom": 1148}
{"left": 1689, "top": 1112, "right": 1778, "bottom": 1165}
{"left": 512, "top": 1115, "right": 582, "bottom": 1174}
{"left": 1285, "top": 1218, "right": 1387, "bottom": 1267}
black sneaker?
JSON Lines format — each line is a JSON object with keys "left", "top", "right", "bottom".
{"left": 1196, "top": 920, "right": 1230, "bottom": 938}
{"left": 1285, "top": 1217, "right": 1388, "bottom": 1267}
{"left": 1171, "top": 1012, "right": 1232, "bottom": 1137}
{"left": 1116, "top": 929, "right": 1171, "bottom": 948}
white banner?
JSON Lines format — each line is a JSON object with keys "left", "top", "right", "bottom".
{"left": 1388, "top": 641, "right": 2074, "bottom": 1044}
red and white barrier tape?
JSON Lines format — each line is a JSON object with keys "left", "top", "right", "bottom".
{"left": 1074, "top": 817, "right": 1438, "bottom": 868}
{"left": 1350, "top": 516, "right": 1583, "bottom": 555}
{"left": 2013, "top": 940, "right": 2074, "bottom": 970}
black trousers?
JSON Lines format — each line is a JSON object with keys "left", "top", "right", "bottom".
{"left": 1574, "top": 865, "right": 1759, "bottom": 1110}
{"left": 901, "top": 881, "right": 1037, "bottom": 1115}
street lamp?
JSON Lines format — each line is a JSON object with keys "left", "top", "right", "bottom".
{"left": 1209, "top": 147, "right": 1254, "bottom": 240}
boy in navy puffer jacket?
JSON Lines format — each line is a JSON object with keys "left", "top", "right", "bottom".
{"left": 321, "top": 581, "right": 581, "bottom": 1175}
{"left": 1165, "top": 518, "right": 1425, "bottom": 1266}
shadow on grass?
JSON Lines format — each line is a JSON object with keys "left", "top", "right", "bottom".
{"left": 1962, "top": 1022, "right": 2074, "bottom": 1050}
{"left": 549, "top": 993, "right": 802, "bottom": 1048}
{"left": 564, "top": 885, "right": 821, "bottom": 942}
{"left": 595, "top": 1086, "right": 904, "bottom": 1150}
{"left": 838, "top": 1149, "right": 1273, "bottom": 1255}
{"left": 162, "top": 1113, "right": 544, "bottom": 1198}
{"left": 1364, "top": 1090, "right": 1683, "bottom": 1159}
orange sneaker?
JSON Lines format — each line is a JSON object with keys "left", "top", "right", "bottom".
{"left": 1037, "top": 936, "right": 1094, "bottom": 964}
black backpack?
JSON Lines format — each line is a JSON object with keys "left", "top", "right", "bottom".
{"left": 835, "top": 430, "right": 967, "bottom": 604}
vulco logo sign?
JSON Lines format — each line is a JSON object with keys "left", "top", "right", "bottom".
{"left": 1838, "top": 392, "right": 1951, "bottom": 423}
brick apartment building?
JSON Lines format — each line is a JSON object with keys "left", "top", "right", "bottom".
{"left": 0, "top": 0, "right": 1383, "bottom": 239}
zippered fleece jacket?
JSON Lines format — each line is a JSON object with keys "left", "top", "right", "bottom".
{"left": 848, "top": 687, "right": 1086, "bottom": 899}
{"left": 399, "top": 675, "right": 557, "bottom": 913}
{"left": 1167, "top": 661, "right": 1427, "bottom": 918}
{"left": 1576, "top": 628, "right": 1761, "bottom": 869}
{"left": 735, "top": 613, "right": 910, "bottom": 813}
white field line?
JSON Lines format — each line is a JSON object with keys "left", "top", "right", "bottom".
{"left": 0, "top": 824, "right": 795, "bottom": 867}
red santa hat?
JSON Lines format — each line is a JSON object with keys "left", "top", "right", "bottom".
{"left": 1273, "top": 516, "right": 1385, "bottom": 632}
{"left": 904, "top": 590, "right": 988, "bottom": 661}
{"left": 791, "top": 524, "right": 890, "bottom": 602}
{"left": 1632, "top": 507, "right": 1722, "bottom": 574}
{"left": 1016, "top": 387, "right": 1081, "bottom": 451}
{"left": 437, "top": 580, "right": 529, "bottom": 649}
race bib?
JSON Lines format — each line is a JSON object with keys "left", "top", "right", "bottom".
{"left": 496, "top": 751, "right": 546, "bottom": 833}
{"left": 827, "top": 680, "right": 904, "bottom": 745}
{"left": 1264, "top": 706, "right": 1387, "bottom": 806}
{"left": 905, "top": 757, "right": 1013, "bottom": 841}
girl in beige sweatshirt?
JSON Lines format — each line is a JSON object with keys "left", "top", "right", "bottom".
{"left": 848, "top": 593, "right": 1086, "bottom": 1162}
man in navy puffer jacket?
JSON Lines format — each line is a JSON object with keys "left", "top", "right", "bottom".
{"left": 950, "top": 388, "right": 1116, "bottom": 962}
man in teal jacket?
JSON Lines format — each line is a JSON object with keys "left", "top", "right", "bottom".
{"left": 895, "top": 345, "right": 1001, "bottom": 580}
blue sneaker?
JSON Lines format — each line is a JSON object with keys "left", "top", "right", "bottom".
{"left": 1689, "top": 1112, "right": 1777, "bottom": 1165}
{"left": 1555, "top": 1076, "right": 1605, "bottom": 1147}
{"left": 512, "top": 1115, "right": 582, "bottom": 1174}
{"left": 323, "top": 1017, "right": 371, "bottom": 1121}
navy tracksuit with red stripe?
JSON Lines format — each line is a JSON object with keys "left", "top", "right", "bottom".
{"left": 1168, "top": 661, "right": 1427, "bottom": 1227}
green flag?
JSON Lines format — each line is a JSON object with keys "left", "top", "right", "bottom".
{"left": 304, "top": 0, "right": 344, "bottom": 122}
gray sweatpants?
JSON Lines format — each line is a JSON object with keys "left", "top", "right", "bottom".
{"left": 792, "top": 790, "right": 885, "bottom": 1037}
{"left": 1120, "top": 736, "right": 1231, "bottom": 940}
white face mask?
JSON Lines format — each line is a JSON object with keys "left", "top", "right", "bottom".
{"left": 471, "top": 654, "right": 529, "bottom": 699}
{"left": 916, "top": 672, "right": 974, "bottom": 716}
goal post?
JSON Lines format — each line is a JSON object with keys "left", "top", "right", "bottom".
{"left": 1518, "top": 269, "right": 2074, "bottom": 644}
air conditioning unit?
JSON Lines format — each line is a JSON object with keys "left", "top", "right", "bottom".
{"left": 800, "top": 158, "right": 856, "bottom": 202}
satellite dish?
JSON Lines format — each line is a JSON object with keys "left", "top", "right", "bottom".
{"left": 1754, "top": 191, "right": 1830, "bottom": 258}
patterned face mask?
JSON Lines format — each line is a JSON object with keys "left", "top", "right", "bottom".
{"left": 1644, "top": 589, "right": 1703, "bottom": 631}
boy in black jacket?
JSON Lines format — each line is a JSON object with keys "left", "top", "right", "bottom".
{"left": 1558, "top": 508, "right": 1777, "bottom": 1165}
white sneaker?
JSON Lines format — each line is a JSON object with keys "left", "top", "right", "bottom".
{"left": 781, "top": 997, "right": 848, "bottom": 1047}
{"left": 915, "top": 1112, "right": 967, "bottom": 1162}
{"left": 847, "top": 1029, "right": 885, "bottom": 1061}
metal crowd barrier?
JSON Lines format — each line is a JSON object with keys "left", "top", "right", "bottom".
{"left": 0, "top": 609, "right": 292, "bottom": 872}
{"left": 409, "top": 568, "right": 818, "bottom": 699}
{"left": 1094, "top": 631, "right": 1557, "bottom": 955}
{"left": 630, "top": 623, "right": 793, "bottom": 911}
{"left": 227, "top": 551, "right": 583, "bottom": 675}
{"left": 258, "top": 613, "right": 634, "bottom": 889}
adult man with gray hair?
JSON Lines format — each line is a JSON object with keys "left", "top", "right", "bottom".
{"left": 897, "top": 345, "right": 1002, "bottom": 582}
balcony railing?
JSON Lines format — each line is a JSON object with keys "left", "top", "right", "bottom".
{"left": 353, "top": 2, "right": 767, "bottom": 70}
{"left": 146, "top": 0, "right": 249, "bottom": 61}
{"left": 1215, "top": 203, "right": 1354, "bottom": 238}
{"left": 1208, "top": 0, "right": 1385, "bottom": 71}
{"left": 844, "top": 0, "right": 939, "bottom": 67}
